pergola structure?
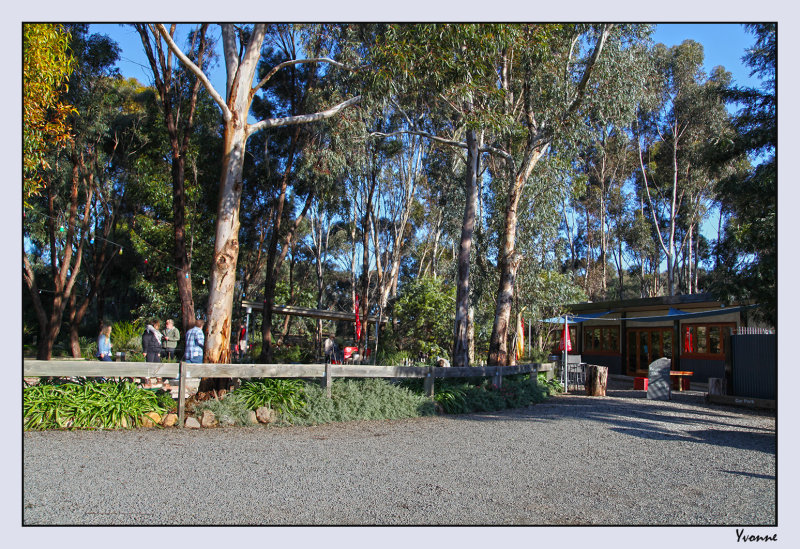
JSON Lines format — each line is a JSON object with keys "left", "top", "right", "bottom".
{"left": 240, "top": 300, "right": 388, "bottom": 324}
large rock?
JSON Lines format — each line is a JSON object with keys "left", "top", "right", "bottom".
{"left": 256, "top": 407, "right": 277, "bottom": 424}
{"left": 200, "top": 410, "right": 217, "bottom": 428}
{"left": 647, "top": 357, "right": 672, "bottom": 401}
{"left": 185, "top": 417, "right": 201, "bottom": 429}
{"left": 141, "top": 412, "right": 162, "bottom": 427}
{"left": 163, "top": 413, "right": 178, "bottom": 427}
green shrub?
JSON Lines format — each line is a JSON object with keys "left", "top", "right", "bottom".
{"left": 111, "top": 320, "right": 144, "bottom": 353}
{"left": 376, "top": 349, "right": 413, "bottom": 366}
{"left": 23, "top": 380, "right": 169, "bottom": 430}
{"left": 402, "top": 373, "right": 555, "bottom": 415}
{"left": 273, "top": 345, "right": 314, "bottom": 364}
{"left": 284, "top": 378, "right": 436, "bottom": 426}
{"left": 233, "top": 378, "right": 307, "bottom": 414}
{"left": 537, "top": 372, "right": 563, "bottom": 394}
{"left": 193, "top": 395, "right": 255, "bottom": 427}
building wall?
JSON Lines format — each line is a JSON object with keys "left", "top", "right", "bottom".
{"left": 581, "top": 353, "right": 622, "bottom": 375}
{"left": 679, "top": 358, "right": 726, "bottom": 383}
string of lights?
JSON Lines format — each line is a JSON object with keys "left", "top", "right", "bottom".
{"left": 24, "top": 207, "right": 209, "bottom": 286}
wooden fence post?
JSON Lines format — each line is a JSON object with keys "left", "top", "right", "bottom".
{"left": 493, "top": 367, "right": 503, "bottom": 389}
{"left": 323, "top": 361, "right": 332, "bottom": 398}
{"left": 178, "top": 361, "right": 186, "bottom": 428}
{"left": 424, "top": 367, "right": 434, "bottom": 398}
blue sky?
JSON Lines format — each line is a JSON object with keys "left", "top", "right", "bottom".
{"left": 93, "top": 23, "right": 762, "bottom": 93}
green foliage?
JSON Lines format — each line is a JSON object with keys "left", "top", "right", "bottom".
{"left": 376, "top": 349, "right": 413, "bottom": 366}
{"left": 233, "top": 379, "right": 307, "bottom": 414}
{"left": 394, "top": 276, "right": 455, "bottom": 356}
{"left": 403, "top": 374, "right": 555, "bottom": 414}
{"left": 79, "top": 336, "right": 98, "bottom": 360}
{"left": 273, "top": 345, "right": 315, "bottom": 364}
{"left": 111, "top": 320, "right": 144, "bottom": 352}
{"left": 23, "top": 380, "right": 169, "bottom": 430}
{"left": 284, "top": 379, "right": 436, "bottom": 426}
{"left": 193, "top": 396, "right": 255, "bottom": 427}
{"left": 710, "top": 24, "right": 776, "bottom": 326}
{"left": 23, "top": 24, "right": 76, "bottom": 203}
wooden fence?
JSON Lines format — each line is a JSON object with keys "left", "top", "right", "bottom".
{"left": 24, "top": 360, "right": 554, "bottom": 427}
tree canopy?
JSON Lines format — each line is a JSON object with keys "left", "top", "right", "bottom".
{"left": 22, "top": 23, "right": 777, "bottom": 362}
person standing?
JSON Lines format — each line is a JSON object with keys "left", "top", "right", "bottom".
{"left": 237, "top": 323, "right": 247, "bottom": 360}
{"left": 184, "top": 319, "right": 205, "bottom": 364}
{"left": 162, "top": 318, "right": 180, "bottom": 360}
{"left": 142, "top": 320, "right": 163, "bottom": 363}
{"left": 97, "top": 325, "right": 113, "bottom": 361}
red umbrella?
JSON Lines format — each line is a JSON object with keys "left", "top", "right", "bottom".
{"left": 559, "top": 322, "right": 572, "bottom": 352}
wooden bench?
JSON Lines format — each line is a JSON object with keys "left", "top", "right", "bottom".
{"left": 670, "top": 371, "right": 693, "bottom": 391}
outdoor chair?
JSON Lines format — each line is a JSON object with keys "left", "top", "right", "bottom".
{"left": 566, "top": 354, "right": 585, "bottom": 391}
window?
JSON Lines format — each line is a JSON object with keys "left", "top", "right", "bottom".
{"left": 682, "top": 323, "right": 735, "bottom": 358}
{"left": 549, "top": 326, "right": 578, "bottom": 354}
{"left": 583, "top": 325, "right": 620, "bottom": 354}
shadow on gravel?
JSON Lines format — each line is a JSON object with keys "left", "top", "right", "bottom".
{"left": 606, "top": 425, "right": 776, "bottom": 454}
{"left": 444, "top": 390, "right": 775, "bottom": 455}
{"left": 721, "top": 470, "right": 776, "bottom": 480}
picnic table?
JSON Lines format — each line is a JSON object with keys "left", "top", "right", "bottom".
{"left": 670, "top": 370, "right": 693, "bottom": 391}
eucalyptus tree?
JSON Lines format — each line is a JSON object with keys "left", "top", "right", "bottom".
{"left": 23, "top": 26, "right": 134, "bottom": 359}
{"left": 482, "top": 24, "right": 652, "bottom": 365}
{"left": 634, "top": 39, "right": 732, "bottom": 296}
{"left": 572, "top": 123, "right": 638, "bottom": 299}
{"left": 156, "top": 23, "right": 360, "bottom": 362}
{"left": 251, "top": 25, "right": 358, "bottom": 362}
{"left": 711, "top": 24, "right": 776, "bottom": 325}
{"left": 367, "top": 24, "right": 511, "bottom": 367}
{"left": 134, "top": 24, "right": 214, "bottom": 333}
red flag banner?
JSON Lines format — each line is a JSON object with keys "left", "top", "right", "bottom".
{"left": 354, "top": 295, "right": 362, "bottom": 342}
{"left": 684, "top": 327, "right": 693, "bottom": 353}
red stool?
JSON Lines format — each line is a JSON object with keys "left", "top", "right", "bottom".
{"left": 634, "top": 377, "right": 648, "bottom": 390}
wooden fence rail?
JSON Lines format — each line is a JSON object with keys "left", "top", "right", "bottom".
{"left": 24, "top": 360, "right": 554, "bottom": 427}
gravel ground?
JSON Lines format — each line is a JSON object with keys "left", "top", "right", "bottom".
{"left": 23, "top": 381, "right": 776, "bottom": 526}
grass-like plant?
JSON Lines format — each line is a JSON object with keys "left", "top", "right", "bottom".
{"left": 234, "top": 378, "right": 307, "bottom": 414}
{"left": 24, "top": 380, "right": 170, "bottom": 430}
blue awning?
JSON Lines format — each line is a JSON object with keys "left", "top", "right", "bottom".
{"left": 628, "top": 306, "right": 748, "bottom": 322}
{"left": 540, "top": 311, "right": 613, "bottom": 324}
{"left": 540, "top": 305, "right": 752, "bottom": 324}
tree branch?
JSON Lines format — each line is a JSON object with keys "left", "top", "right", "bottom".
{"left": 254, "top": 57, "right": 359, "bottom": 94}
{"left": 155, "top": 23, "right": 231, "bottom": 122}
{"left": 565, "top": 24, "right": 613, "bottom": 118}
{"left": 248, "top": 95, "right": 361, "bottom": 135}
{"left": 369, "top": 129, "right": 515, "bottom": 163}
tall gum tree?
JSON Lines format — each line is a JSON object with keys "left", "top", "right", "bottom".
{"left": 367, "top": 24, "right": 510, "bottom": 367}
{"left": 486, "top": 24, "right": 617, "bottom": 365}
{"left": 635, "top": 40, "right": 730, "bottom": 297}
{"left": 157, "top": 23, "right": 360, "bottom": 362}
{"left": 135, "top": 24, "right": 213, "bottom": 334}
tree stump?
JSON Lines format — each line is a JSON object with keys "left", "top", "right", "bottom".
{"left": 708, "top": 377, "right": 727, "bottom": 396}
{"left": 585, "top": 365, "right": 608, "bottom": 396}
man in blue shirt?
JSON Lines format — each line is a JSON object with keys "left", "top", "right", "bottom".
{"left": 184, "top": 319, "right": 205, "bottom": 364}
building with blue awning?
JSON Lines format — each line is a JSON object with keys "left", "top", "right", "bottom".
{"left": 543, "top": 293, "right": 770, "bottom": 383}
